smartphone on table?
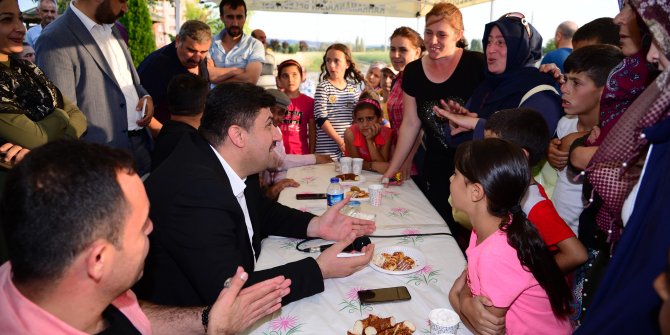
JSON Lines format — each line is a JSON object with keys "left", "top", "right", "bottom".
{"left": 358, "top": 286, "right": 411, "bottom": 305}
{"left": 296, "top": 193, "right": 327, "bottom": 200}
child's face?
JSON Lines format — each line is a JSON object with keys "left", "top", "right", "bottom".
{"left": 355, "top": 107, "right": 379, "bottom": 131}
{"left": 382, "top": 74, "right": 393, "bottom": 91}
{"left": 279, "top": 65, "right": 302, "bottom": 93}
{"left": 560, "top": 71, "right": 603, "bottom": 117}
{"left": 449, "top": 169, "right": 471, "bottom": 213}
{"left": 366, "top": 67, "right": 381, "bottom": 88}
{"left": 648, "top": 40, "right": 670, "bottom": 72}
{"left": 270, "top": 105, "right": 287, "bottom": 126}
{"left": 326, "top": 49, "right": 349, "bottom": 80}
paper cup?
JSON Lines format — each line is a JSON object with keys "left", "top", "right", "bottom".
{"left": 352, "top": 158, "right": 364, "bottom": 175}
{"left": 429, "top": 308, "right": 460, "bottom": 335}
{"left": 369, "top": 184, "right": 383, "bottom": 206}
{"left": 340, "top": 157, "right": 353, "bottom": 174}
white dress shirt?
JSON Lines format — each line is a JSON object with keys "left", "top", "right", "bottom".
{"left": 70, "top": 3, "right": 141, "bottom": 131}
{"left": 210, "top": 146, "right": 256, "bottom": 263}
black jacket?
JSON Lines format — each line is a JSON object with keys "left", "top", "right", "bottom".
{"left": 134, "top": 132, "right": 323, "bottom": 306}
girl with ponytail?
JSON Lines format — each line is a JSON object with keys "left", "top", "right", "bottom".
{"left": 448, "top": 138, "right": 572, "bottom": 334}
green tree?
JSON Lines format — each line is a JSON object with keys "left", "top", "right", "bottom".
{"left": 469, "top": 39, "right": 482, "bottom": 52}
{"left": 184, "top": 0, "right": 209, "bottom": 21}
{"left": 543, "top": 38, "right": 557, "bottom": 54}
{"left": 120, "top": 0, "right": 155, "bottom": 67}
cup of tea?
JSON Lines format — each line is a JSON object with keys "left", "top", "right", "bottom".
{"left": 352, "top": 158, "right": 363, "bottom": 175}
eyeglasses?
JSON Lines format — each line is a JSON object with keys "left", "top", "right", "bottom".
{"left": 501, "top": 12, "right": 531, "bottom": 39}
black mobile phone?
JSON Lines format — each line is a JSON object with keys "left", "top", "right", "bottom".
{"left": 296, "top": 193, "right": 327, "bottom": 200}
{"left": 358, "top": 286, "right": 411, "bottom": 305}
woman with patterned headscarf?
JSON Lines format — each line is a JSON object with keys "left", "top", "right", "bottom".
{"left": 574, "top": 0, "right": 670, "bottom": 333}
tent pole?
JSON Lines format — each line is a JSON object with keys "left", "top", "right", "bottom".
{"left": 489, "top": 0, "right": 495, "bottom": 21}
{"left": 175, "top": 0, "right": 181, "bottom": 33}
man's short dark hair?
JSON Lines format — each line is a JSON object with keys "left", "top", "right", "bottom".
{"left": 219, "top": 0, "right": 247, "bottom": 17}
{"left": 484, "top": 108, "right": 549, "bottom": 167}
{"left": 573, "top": 17, "right": 621, "bottom": 47}
{"left": 199, "top": 82, "right": 275, "bottom": 146}
{"left": 564, "top": 44, "right": 624, "bottom": 87}
{"left": 1, "top": 140, "right": 136, "bottom": 284}
{"left": 167, "top": 73, "right": 209, "bottom": 116}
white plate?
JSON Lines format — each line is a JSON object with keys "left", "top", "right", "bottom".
{"left": 345, "top": 187, "right": 369, "bottom": 202}
{"left": 336, "top": 174, "right": 366, "bottom": 186}
{"left": 369, "top": 246, "right": 426, "bottom": 275}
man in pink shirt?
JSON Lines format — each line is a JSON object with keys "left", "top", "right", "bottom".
{"left": 0, "top": 140, "right": 290, "bottom": 334}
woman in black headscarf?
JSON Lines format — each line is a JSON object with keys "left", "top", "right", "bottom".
{"left": 435, "top": 13, "right": 563, "bottom": 138}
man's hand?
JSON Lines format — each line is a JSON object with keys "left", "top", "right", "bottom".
{"left": 306, "top": 196, "right": 376, "bottom": 240}
{"left": 207, "top": 266, "right": 291, "bottom": 335}
{"left": 266, "top": 179, "right": 300, "bottom": 200}
{"left": 547, "top": 138, "right": 568, "bottom": 170}
{"left": 315, "top": 232, "right": 374, "bottom": 279}
{"left": 136, "top": 96, "right": 154, "bottom": 127}
{"left": 315, "top": 154, "right": 333, "bottom": 164}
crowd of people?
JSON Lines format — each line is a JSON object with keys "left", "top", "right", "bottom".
{"left": 0, "top": 0, "right": 669, "bottom": 334}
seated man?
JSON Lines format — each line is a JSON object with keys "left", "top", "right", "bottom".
{"left": 151, "top": 73, "right": 208, "bottom": 170}
{"left": 0, "top": 140, "right": 291, "bottom": 334}
{"left": 136, "top": 83, "right": 375, "bottom": 307}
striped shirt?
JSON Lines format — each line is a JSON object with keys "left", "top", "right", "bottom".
{"left": 314, "top": 79, "right": 362, "bottom": 159}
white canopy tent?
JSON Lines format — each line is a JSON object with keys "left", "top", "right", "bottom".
{"left": 175, "top": 0, "right": 494, "bottom": 39}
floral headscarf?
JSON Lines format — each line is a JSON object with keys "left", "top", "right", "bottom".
{"left": 585, "top": 0, "right": 670, "bottom": 244}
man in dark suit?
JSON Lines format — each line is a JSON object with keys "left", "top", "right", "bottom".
{"left": 135, "top": 83, "right": 376, "bottom": 307}
{"left": 151, "top": 73, "right": 206, "bottom": 171}
{"left": 36, "top": 0, "right": 154, "bottom": 175}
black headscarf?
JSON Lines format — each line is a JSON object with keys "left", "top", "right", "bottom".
{"left": 465, "top": 16, "right": 558, "bottom": 119}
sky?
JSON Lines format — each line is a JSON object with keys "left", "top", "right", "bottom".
{"left": 249, "top": 0, "right": 621, "bottom": 47}
{"left": 19, "top": 0, "right": 621, "bottom": 48}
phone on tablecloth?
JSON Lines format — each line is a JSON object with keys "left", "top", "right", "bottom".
{"left": 358, "top": 286, "right": 411, "bottom": 305}
{"left": 296, "top": 193, "right": 327, "bottom": 200}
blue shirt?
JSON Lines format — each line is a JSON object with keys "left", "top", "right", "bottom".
{"left": 25, "top": 25, "right": 42, "bottom": 48}
{"left": 209, "top": 30, "right": 264, "bottom": 69}
{"left": 540, "top": 47, "right": 572, "bottom": 72}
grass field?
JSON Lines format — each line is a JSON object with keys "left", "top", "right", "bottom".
{"left": 274, "top": 50, "right": 389, "bottom": 73}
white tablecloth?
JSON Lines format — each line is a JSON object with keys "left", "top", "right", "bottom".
{"left": 244, "top": 163, "right": 470, "bottom": 334}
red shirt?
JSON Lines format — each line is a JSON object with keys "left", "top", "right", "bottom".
{"left": 346, "top": 123, "right": 392, "bottom": 161}
{"left": 387, "top": 71, "right": 405, "bottom": 144}
{"left": 280, "top": 94, "right": 314, "bottom": 154}
{"left": 521, "top": 183, "right": 575, "bottom": 251}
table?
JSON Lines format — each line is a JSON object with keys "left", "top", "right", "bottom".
{"left": 244, "top": 163, "right": 470, "bottom": 334}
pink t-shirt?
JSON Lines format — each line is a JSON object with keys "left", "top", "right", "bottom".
{"left": 0, "top": 262, "right": 152, "bottom": 334}
{"left": 281, "top": 93, "right": 314, "bottom": 155}
{"left": 466, "top": 230, "right": 572, "bottom": 335}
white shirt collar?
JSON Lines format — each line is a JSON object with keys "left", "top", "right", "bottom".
{"left": 70, "top": 2, "right": 113, "bottom": 33}
{"left": 209, "top": 145, "right": 247, "bottom": 197}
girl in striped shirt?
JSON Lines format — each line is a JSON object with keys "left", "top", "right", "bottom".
{"left": 314, "top": 43, "right": 365, "bottom": 159}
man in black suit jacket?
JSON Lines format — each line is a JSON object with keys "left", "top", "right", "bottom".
{"left": 135, "top": 83, "right": 375, "bottom": 307}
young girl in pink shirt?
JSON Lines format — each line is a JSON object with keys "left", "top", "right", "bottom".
{"left": 344, "top": 93, "right": 392, "bottom": 174}
{"left": 277, "top": 59, "right": 316, "bottom": 154}
{"left": 448, "top": 138, "right": 572, "bottom": 335}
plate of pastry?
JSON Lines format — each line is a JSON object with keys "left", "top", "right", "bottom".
{"left": 345, "top": 186, "right": 369, "bottom": 201}
{"left": 335, "top": 173, "right": 366, "bottom": 186}
{"left": 370, "top": 246, "right": 426, "bottom": 275}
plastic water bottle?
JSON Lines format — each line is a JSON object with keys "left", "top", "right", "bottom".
{"left": 326, "top": 177, "right": 344, "bottom": 207}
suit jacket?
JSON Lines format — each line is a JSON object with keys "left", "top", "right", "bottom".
{"left": 135, "top": 132, "right": 324, "bottom": 306}
{"left": 150, "top": 120, "right": 197, "bottom": 171}
{"left": 35, "top": 8, "right": 148, "bottom": 149}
